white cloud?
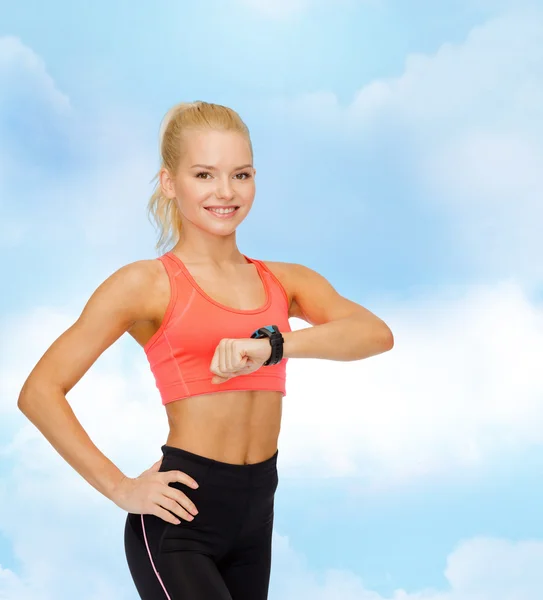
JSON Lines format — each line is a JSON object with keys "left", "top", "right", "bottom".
{"left": 0, "top": 36, "right": 157, "bottom": 254}
{"left": 0, "top": 36, "right": 70, "bottom": 113}
{"left": 3, "top": 277, "right": 543, "bottom": 491}
{"left": 270, "top": 534, "right": 543, "bottom": 600}
{"left": 0, "top": 36, "right": 73, "bottom": 242}
{"left": 0, "top": 307, "right": 170, "bottom": 600}
{"left": 272, "top": 10, "right": 543, "bottom": 285}
{"left": 281, "top": 279, "right": 543, "bottom": 488}
{"left": 0, "top": 565, "right": 30, "bottom": 600}
{"left": 1, "top": 280, "right": 542, "bottom": 597}
{"left": 3, "top": 491, "right": 543, "bottom": 600}
{"left": 2, "top": 9, "right": 543, "bottom": 599}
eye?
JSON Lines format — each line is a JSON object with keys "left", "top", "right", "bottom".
{"left": 195, "top": 171, "right": 252, "bottom": 180}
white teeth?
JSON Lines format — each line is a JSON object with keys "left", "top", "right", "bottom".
{"left": 208, "top": 207, "right": 237, "bottom": 214}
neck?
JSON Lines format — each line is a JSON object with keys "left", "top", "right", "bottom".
{"left": 171, "top": 232, "right": 247, "bottom": 266}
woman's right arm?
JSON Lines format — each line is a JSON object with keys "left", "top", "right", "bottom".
{"left": 17, "top": 260, "right": 156, "bottom": 504}
{"left": 16, "top": 260, "right": 200, "bottom": 525}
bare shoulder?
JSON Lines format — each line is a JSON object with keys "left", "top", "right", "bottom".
{"left": 260, "top": 259, "right": 374, "bottom": 325}
{"left": 87, "top": 258, "right": 163, "bottom": 320}
{"left": 69, "top": 256, "right": 168, "bottom": 345}
{"left": 259, "top": 259, "right": 308, "bottom": 284}
{"left": 259, "top": 260, "right": 331, "bottom": 321}
{"left": 111, "top": 257, "right": 163, "bottom": 288}
{"left": 18, "top": 257, "right": 166, "bottom": 397}
{"left": 260, "top": 259, "right": 326, "bottom": 287}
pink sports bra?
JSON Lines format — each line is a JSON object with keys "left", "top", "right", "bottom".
{"left": 143, "top": 251, "right": 291, "bottom": 405}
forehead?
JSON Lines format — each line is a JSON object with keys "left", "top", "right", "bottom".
{"left": 181, "top": 129, "right": 251, "bottom": 163}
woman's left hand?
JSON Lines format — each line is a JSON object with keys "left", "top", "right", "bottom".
{"left": 209, "top": 338, "right": 272, "bottom": 384}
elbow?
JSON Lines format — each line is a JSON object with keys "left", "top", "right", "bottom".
{"left": 356, "top": 321, "right": 394, "bottom": 360}
{"left": 355, "top": 319, "right": 394, "bottom": 359}
{"left": 17, "top": 380, "right": 34, "bottom": 412}
{"left": 17, "top": 378, "right": 48, "bottom": 412}
{"left": 375, "top": 322, "right": 394, "bottom": 354}
{"left": 382, "top": 326, "right": 394, "bottom": 351}
{"left": 18, "top": 376, "right": 67, "bottom": 411}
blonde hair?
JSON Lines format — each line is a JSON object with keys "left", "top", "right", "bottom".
{"left": 147, "top": 100, "right": 253, "bottom": 253}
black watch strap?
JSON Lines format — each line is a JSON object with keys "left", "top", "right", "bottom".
{"left": 250, "top": 325, "right": 284, "bottom": 366}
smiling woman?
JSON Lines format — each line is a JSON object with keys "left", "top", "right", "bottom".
{"left": 146, "top": 101, "right": 257, "bottom": 254}
{"left": 16, "top": 100, "right": 393, "bottom": 600}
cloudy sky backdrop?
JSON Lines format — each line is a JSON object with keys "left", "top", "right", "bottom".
{"left": 1, "top": 0, "right": 543, "bottom": 598}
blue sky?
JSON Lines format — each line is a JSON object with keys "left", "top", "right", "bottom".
{"left": 1, "top": 0, "right": 543, "bottom": 598}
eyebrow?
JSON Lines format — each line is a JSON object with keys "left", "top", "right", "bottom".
{"left": 190, "top": 163, "right": 253, "bottom": 170}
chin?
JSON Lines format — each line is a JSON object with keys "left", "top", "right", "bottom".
{"left": 207, "top": 208, "right": 249, "bottom": 226}
{"left": 199, "top": 220, "right": 242, "bottom": 235}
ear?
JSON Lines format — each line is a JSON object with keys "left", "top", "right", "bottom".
{"left": 159, "top": 167, "right": 176, "bottom": 199}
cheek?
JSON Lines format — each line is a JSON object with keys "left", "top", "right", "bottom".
{"left": 241, "top": 182, "right": 256, "bottom": 201}
{"left": 176, "top": 181, "right": 209, "bottom": 206}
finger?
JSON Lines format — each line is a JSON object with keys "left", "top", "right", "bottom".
{"left": 159, "top": 496, "right": 196, "bottom": 521}
{"left": 231, "top": 344, "right": 246, "bottom": 373}
{"left": 225, "top": 339, "right": 234, "bottom": 372}
{"left": 151, "top": 505, "right": 182, "bottom": 525}
{"left": 162, "top": 487, "right": 199, "bottom": 516}
{"left": 210, "top": 345, "right": 226, "bottom": 378}
{"left": 148, "top": 459, "right": 163, "bottom": 472}
{"left": 219, "top": 339, "right": 228, "bottom": 375}
{"left": 230, "top": 339, "right": 245, "bottom": 372}
{"left": 209, "top": 344, "right": 219, "bottom": 374}
{"left": 163, "top": 470, "right": 199, "bottom": 489}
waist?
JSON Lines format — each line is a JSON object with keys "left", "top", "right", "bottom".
{"left": 159, "top": 443, "right": 279, "bottom": 489}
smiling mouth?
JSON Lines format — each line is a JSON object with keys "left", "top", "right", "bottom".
{"left": 204, "top": 206, "right": 240, "bottom": 217}
{"left": 205, "top": 206, "right": 239, "bottom": 212}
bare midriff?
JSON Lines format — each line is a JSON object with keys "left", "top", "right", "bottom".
{"left": 164, "top": 389, "right": 283, "bottom": 465}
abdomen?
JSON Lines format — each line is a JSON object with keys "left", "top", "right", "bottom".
{"left": 164, "top": 389, "right": 283, "bottom": 464}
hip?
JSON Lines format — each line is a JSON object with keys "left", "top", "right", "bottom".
{"left": 126, "top": 443, "right": 279, "bottom": 560}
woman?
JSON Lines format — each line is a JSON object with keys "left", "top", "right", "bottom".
{"left": 17, "top": 100, "right": 394, "bottom": 599}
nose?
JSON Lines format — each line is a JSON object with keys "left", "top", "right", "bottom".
{"left": 215, "top": 176, "right": 235, "bottom": 200}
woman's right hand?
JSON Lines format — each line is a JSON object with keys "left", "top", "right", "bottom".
{"left": 113, "top": 459, "right": 200, "bottom": 525}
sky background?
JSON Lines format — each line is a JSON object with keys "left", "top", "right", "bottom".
{"left": 1, "top": 0, "right": 543, "bottom": 598}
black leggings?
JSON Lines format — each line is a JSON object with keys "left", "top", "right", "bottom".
{"left": 124, "top": 444, "right": 278, "bottom": 599}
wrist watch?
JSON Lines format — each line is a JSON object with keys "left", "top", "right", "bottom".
{"left": 250, "top": 325, "right": 284, "bottom": 366}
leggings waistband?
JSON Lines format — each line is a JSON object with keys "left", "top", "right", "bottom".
{"left": 160, "top": 444, "right": 278, "bottom": 488}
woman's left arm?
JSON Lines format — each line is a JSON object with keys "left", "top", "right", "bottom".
{"left": 281, "top": 262, "right": 394, "bottom": 362}
{"left": 209, "top": 262, "right": 394, "bottom": 383}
